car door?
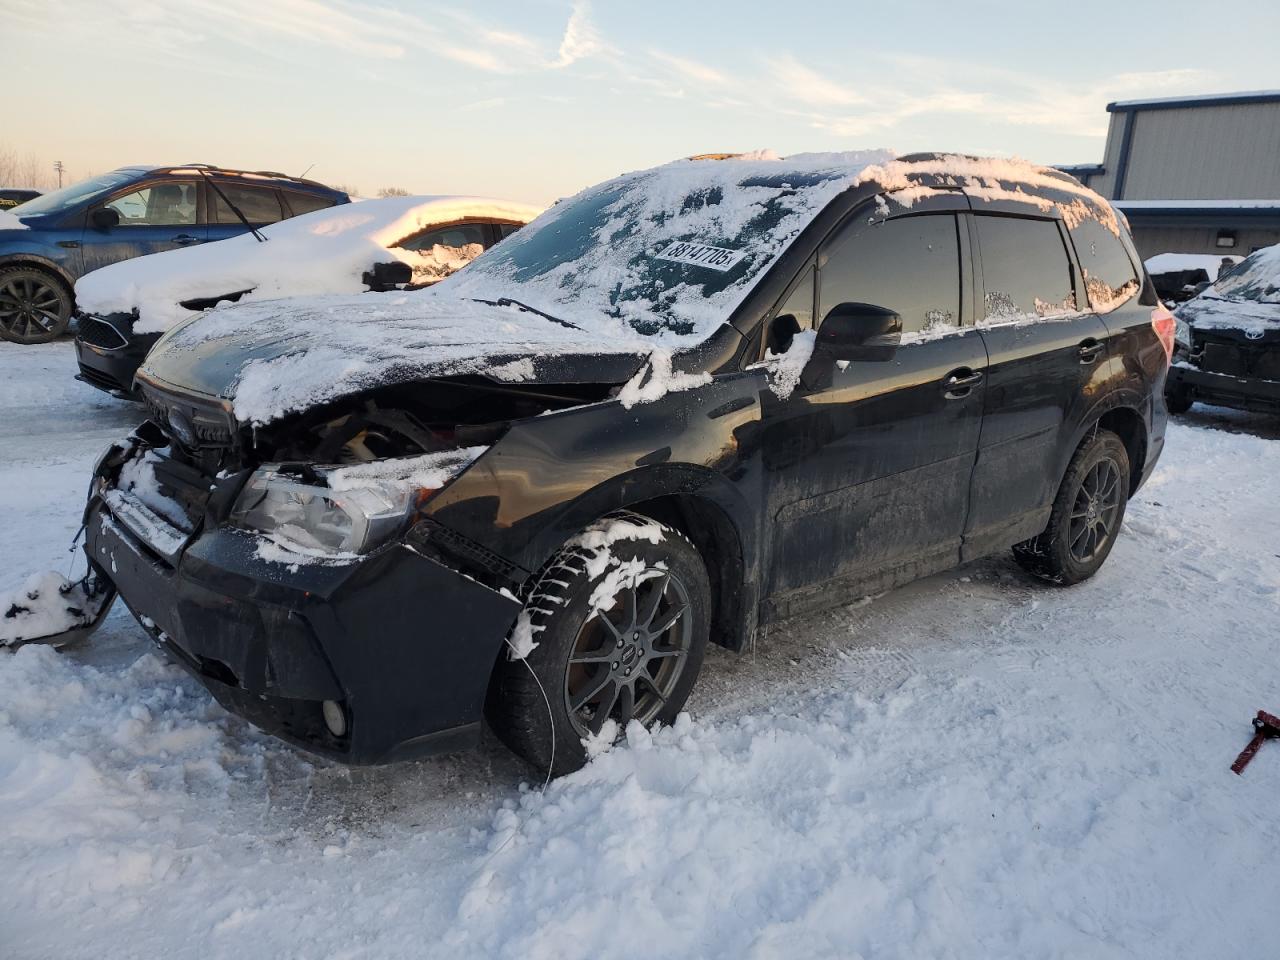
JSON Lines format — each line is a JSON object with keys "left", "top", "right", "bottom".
{"left": 80, "top": 178, "right": 205, "bottom": 274}
{"left": 758, "top": 198, "right": 988, "bottom": 616}
{"left": 205, "top": 181, "right": 285, "bottom": 244}
{"left": 962, "top": 212, "right": 1112, "bottom": 559}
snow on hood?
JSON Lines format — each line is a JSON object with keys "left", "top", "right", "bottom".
{"left": 148, "top": 150, "right": 895, "bottom": 424}
{"left": 75, "top": 195, "right": 542, "bottom": 334}
{"left": 0, "top": 209, "right": 29, "bottom": 230}
{"left": 1179, "top": 243, "right": 1280, "bottom": 333}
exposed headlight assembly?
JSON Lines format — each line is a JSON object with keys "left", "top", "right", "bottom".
{"left": 231, "top": 468, "right": 412, "bottom": 555}
{"left": 1174, "top": 316, "right": 1193, "bottom": 351}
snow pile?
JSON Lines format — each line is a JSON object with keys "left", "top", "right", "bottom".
{"left": 0, "top": 209, "right": 30, "bottom": 230}
{"left": 0, "top": 572, "right": 105, "bottom": 648}
{"left": 75, "top": 195, "right": 541, "bottom": 333}
{"left": 324, "top": 445, "right": 489, "bottom": 493}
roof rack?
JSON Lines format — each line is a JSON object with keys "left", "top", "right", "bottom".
{"left": 155, "top": 164, "right": 334, "bottom": 189}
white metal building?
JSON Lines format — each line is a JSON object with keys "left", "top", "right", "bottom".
{"left": 1057, "top": 91, "right": 1280, "bottom": 260}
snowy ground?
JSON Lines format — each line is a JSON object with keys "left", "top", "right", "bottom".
{"left": 2, "top": 340, "right": 1278, "bottom": 960}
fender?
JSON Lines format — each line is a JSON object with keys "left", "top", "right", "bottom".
{"left": 0, "top": 250, "right": 77, "bottom": 290}
{"left": 1058, "top": 389, "right": 1150, "bottom": 487}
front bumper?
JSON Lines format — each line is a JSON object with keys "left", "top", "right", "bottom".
{"left": 1167, "top": 363, "right": 1280, "bottom": 414}
{"left": 73, "top": 314, "right": 157, "bottom": 398}
{"left": 85, "top": 467, "right": 522, "bottom": 764}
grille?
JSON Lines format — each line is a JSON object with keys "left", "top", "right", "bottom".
{"left": 140, "top": 381, "right": 238, "bottom": 452}
{"left": 77, "top": 315, "right": 130, "bottom": 349}
{"left": 1196, "top": 333, "right": 1279, "bottom": 379}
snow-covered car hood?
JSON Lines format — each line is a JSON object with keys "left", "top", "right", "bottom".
{"left": 0, "top": 210, "right": 30, "bottom": 231}
{"left": 140, "top": 292, "right": 653, "bottom": 424}
{"left": 75, "top": 195, "right": 542, "bottom": 334}
{"left": 1178, "top": 243, "right": 1280, "bottom": 336}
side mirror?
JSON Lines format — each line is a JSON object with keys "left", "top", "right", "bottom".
{"left": 91, "top": 207, "right": 121, "bottom": 230}
{"left": 362, "top": 260, "right": 414, "bottom": 291}
{"left": 815, "top": 302, "right": 902, "bottom": 362}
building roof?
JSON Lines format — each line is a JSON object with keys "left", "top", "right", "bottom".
{"left": 1107, "top": 90, "right": 1280, "bottom": 113}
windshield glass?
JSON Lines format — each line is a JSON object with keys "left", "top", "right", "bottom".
{"left": 437, "top": 150, "right": 894, "bottom": 344}
{"left": 10, "top": 169, "right": 149, "bottom": 218}
{"left": 1206, "top": 244, "right": 1280, "bottom": 304}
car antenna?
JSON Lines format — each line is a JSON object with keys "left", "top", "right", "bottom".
{"left": 197, "top": 169, "right": 267, "bottom": 243}
{"left": 299, "top": 162, "right": 315, "bottom": 179}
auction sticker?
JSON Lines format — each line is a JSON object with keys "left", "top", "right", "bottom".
{"left": 655, "top": 240, "right": 746, "bottom": 272}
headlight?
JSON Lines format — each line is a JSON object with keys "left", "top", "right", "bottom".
{"left": 1174, "top": 316, "right": 1192, "bottom": 350}
{"left": 231, "top": 467, "right": 413, "bottom": 555}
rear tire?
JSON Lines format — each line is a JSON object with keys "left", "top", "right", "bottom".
{"left": 0, "top": 266, "right": 73, "bottom": 344}
{"left": 1012, "top": 429, "right": 1130, "bottom": 586}
{"left": 487, "top": 511, "right": 711, "bottom": 777}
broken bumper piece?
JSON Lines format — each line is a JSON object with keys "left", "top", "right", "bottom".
{"left": 0, "top": 571, "right": 117, "bottom": 650}
{"left": 84, "top": 492, "right": 522, "bottom": 764}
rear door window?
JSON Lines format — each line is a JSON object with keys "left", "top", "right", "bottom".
{"left": 212, "top": 184, "right": 284, "bottom": 224}
{"left": 975, "top": 216, "right": 1076, "bottom": 321}
{"left": 397, "top": 222, "right": 488, "bottom": 253}
{"left": 819, "top": 213, "right": 961, "bottom": 335}
{"left": 1067, "top": 217, "right": 1140, "bottom": 312}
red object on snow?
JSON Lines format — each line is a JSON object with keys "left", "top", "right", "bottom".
{"left": 1231, "top": 710, "right": 1280, "bottom": 775}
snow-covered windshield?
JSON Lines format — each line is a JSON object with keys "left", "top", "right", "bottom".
{"left": 438, "top": 150, "right": 894, "bottom": 342}
{"left": 8, "top": 168, "right": 149, "bottom": 217}
{"left": 1205, "top": 244, "right": 1280, "bottom": 304}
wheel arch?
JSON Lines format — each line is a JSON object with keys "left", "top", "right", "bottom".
{"left": 520, "top": 464, "right": 762, "bottom": 654}
{"left": 1066, "top": 396, "right": 1149, "bottom": 497}
{"left": 0, "top": 254, "right": 77, "bottom": 293}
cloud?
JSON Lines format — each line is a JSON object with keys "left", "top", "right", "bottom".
{"left": 768, "top": 55, "right": 866, "bottom": 107}
{"left": 649, "top": 51, "right": 730, "bottom": 87}
{"left": 553, "top": 0, "right": 608, "bottom": 68}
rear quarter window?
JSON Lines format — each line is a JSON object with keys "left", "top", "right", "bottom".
{"left": 284, "top": 191, "right": 339, "bottom": 217}
{"left": 1067, "top": 217, "right": 1140, "bottom": 312}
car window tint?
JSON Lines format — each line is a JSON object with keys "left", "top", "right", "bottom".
{"left": 105, "top": 182, "right": 198, "bottom": 226}
{"left": 1067, "top": 217, "right": 1139, "bottom": 312}
{"left": 213, "top": 184, "right": 283, "bottom": 224}
{"left": 819, "top": 213, "right": 960, "bottom": 335}
{"left": 397, "top": 222, "right": 488, "bottom": 253}
{"left": 976, "top": 216, "right": 1076, "bottom": 321}
{"left": 285, "top": 191, "right": 338, "bottom": 217}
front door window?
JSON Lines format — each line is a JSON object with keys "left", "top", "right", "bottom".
{"left": 105, "top": 182, "right": 199, "bottom": 226}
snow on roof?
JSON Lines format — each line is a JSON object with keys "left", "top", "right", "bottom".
{"left": 1204, "top": 243, "right": 1280, "bottom": 305}
{"left": 0, "top": 209, "right": 30, "bottom": 230}
{"left": 76, "top": 195, "right": 542, "bottom": 334}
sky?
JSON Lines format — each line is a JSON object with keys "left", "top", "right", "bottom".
{"left": 6, "top": 0, "right": 1280, "bottom": 204}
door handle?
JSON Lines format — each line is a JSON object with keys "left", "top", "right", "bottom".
{"left": 1078, "top": 339, "right": 1105, "bottom": 364}
{"left": 943, "top": 369, "right": 984, "bottom": 399}
{"left": 171, "top": 234, "right": 202, "bottom": 245}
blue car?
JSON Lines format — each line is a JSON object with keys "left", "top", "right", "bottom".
{"left": 0, "top": 165, "right": 348, "bottom": 343}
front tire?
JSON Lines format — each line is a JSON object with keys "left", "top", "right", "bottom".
{"left": 487, "top": 512, "right": 711, "bottom": 776}
{"left": 0, "top": 266, "right": 73, "bottom": 343}
{"left": 1012, "top": 429, "right": 1130, "bottom": 586}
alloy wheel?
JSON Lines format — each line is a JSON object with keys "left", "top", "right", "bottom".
{"left": 563, "top": 569, "right": 693, "bottom": 737}
{"left": 1068, "top": 456, "right": 1122, "bottom": 562}
{"left": 0, "top": 274, "right": 66, "bottom": 342}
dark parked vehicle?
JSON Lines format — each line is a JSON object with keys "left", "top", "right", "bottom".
{"left": 0, "top": 188, "right": 41, "bottom": 210}
{"left": 0, "top": 165, "right": 348, "bottom": 343}
{"left": 52, "top": 152, "right": 1172, "bottom": 775}
{"left": 1166, "top": 244, "right": 1280, "bottom": 414}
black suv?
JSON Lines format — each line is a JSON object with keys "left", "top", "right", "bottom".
{"left": 58, "top": 153, "right": 1171, "bottom": 774}
{"left": 1166, "top": 244, "right": 1280, "bottom": 414}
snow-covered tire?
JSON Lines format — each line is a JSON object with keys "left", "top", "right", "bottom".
{"left": 1012, "top": 428, "right": 1130, "bottom": 586}
{"left": 487, "top": 511, "right": 711, "bottom": 777}
{"left": 0, "top": 266, "right": 73, "bottom": 344}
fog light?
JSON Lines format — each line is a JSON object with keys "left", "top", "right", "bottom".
{"left": 322, "top": 699, "right": 348, "bottom": 738}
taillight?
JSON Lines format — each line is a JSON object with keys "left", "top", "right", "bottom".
{"left": 1151, "top": 305, "right": 1175, "bottom": 365}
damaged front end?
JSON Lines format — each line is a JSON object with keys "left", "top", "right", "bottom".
{"left": 70, "top": 370, "right": 615, "bottom": 762}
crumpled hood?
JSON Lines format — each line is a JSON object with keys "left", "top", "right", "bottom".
{"left": 140, "top": 290, "right": 656, "bottom": 425}
{"left": 1179, "top": 294, "right": 1280, "bottom": 341}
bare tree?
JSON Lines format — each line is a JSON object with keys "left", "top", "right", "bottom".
{"left": 330, "top": 183, "right": 361, "bottom": 199}
{"left": 376, "top": 186, "right": 410, "bottom": 198}
{"left": 0, "top": 146, "right": 58, "bottom": 189}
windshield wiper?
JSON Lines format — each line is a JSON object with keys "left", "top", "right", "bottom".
{"left": 198, "top": 170, "right": 267, "bottom": 243}
{"left": 474, "top": 297, "right": 581, "bottom": 330}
